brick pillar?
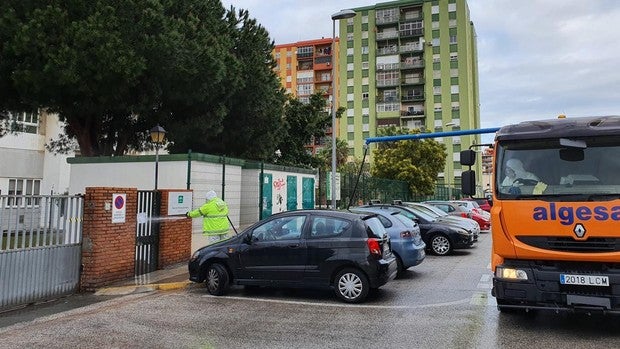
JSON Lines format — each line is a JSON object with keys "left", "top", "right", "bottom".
{"left": 158, "top": 189, "right": 193, "bottom": 267}
{"left": 81, "top": 187, "right": 137, "bottom": 291}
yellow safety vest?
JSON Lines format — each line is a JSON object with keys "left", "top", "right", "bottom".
{"left": 188, "top": 197, "right": 229, "bottom": 236}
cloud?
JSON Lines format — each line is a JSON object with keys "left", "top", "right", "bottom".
{"left": 222, "top": 0, "right": 620, "bottom": 142}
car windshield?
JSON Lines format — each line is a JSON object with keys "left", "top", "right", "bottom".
{"left": 497, "top": 135, "right": 620, "bottom": 200}
{"left": 407, "top": 205, "right": 437, "bottom": 221}
{"left": 411, "top": 204, "right": 444, "bottom": 218}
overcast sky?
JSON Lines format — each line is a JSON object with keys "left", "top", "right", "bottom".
{"left": 221, "top": 0, "right": 620, "bottom": 143}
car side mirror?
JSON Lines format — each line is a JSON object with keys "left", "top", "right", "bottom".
{"left": 243, "top": 234, "right": 253, "bottom": 244}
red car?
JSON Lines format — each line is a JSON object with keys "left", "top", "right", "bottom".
{"left": 463, "top": 197, "right": 491, "bottom": 212}
{"left": 425, "top": 200, "right": 491, "bottom": 231}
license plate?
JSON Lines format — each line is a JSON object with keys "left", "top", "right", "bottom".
{"left": 560, "top": 274, "right": 609, "bottom": 287}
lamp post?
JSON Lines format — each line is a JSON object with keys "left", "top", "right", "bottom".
{"left": 330, "top": 9, "right": 356, "bottom": 209}
{"left": 150, "top": 124, "right": 167, "bottom": 190}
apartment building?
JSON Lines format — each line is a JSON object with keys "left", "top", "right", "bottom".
{"left": 0, "top": 111, "right": 73, "bottom": 197}
{"left": 273, "top": 38, "right": 341, "bottom": 155}
{"left": 336, "top": 0, "right": 481, "bottom": 188}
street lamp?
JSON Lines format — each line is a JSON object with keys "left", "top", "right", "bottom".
{"left": 330, "top": 9, "right": 356, "bottom": 209}
{"left": 150, "top": 124, "right": 167, "bottom": 190}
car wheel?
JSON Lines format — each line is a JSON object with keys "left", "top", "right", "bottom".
{"left": 430, "top": 234, "right": 452, "bottom": 256}
{"left": 334, "top": 268, "right": 369, "bottom": 303}
{"left": 205, "top": 263, "right": 229, "bottom": 296}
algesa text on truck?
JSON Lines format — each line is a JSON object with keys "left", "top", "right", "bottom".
{"left": 461, "top": 115, "right": 620, "bottom": 314}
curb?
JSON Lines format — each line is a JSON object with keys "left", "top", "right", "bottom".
{"left": 95, "top": 280, "right": 192, "bottom": 296}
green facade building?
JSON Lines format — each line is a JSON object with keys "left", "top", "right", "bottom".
{"left": 337, "top": 0, "right": 481, "bottom": 188}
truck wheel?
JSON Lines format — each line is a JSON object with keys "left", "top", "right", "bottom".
{"left": 205, "top": 263, "right": 229, "bottom": 296}
{"left": 430, "top": 234, "right": 452, "bottom": 255}
{"left": 334, "top": 268, "right": 369, "bottom": 303}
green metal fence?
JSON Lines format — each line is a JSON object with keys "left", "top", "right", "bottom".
{"left": 316, "top": 169, "right": 463, "bottom": 208}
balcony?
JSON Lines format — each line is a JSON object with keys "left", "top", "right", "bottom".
{"left": 399, "top": 28, "right": 424, "bottom": 38}
{"left": 376, "top": 16, "right": 399, "bottom": 25}
{"left": 376, "top": 95, "right": 400, "bottom": 103}
{"left": 377, "top": 46, "right": 399, "bottom": 56}
{"left": 376, "top": 62, "right": 400, "bottom": 71}
{"left": 400, "top": 110, "right": 425, "bottom": 118}
{"left": 401, "top": 77, "right": 424, "bottom": 85}
{"left": 376, "top": 79, "right": 400, "bottom": 87}
{"left": 400, "top": 44, "right": 423, "bottom": 54}
{"left": 400, "top": 61, "right": 424, "bottom": 70}
{"left": 401, "top": 94, "right": 425, "bottom": 102}
{"left": 376, "top": 31, "right": 399, "bottom": 40}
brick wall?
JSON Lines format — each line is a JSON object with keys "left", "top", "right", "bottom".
{"left": 158, "top": 189, "right": 192, "bottom": 267}
{"left": 80, "top": 187, "right": 193, "bottom": 291}
{"left": 81, "top": 187, "right": 137, "bottom": 291}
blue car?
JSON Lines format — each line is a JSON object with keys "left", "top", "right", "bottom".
{"left": 350, "top": 207, "right": 425, "bottom": 277}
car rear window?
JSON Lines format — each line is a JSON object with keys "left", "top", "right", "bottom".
{"left": 363, "top": 216, "right": 388, "bottom": 238}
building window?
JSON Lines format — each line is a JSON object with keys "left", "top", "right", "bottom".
{"left": 431, "top": 5, "right": 439, "bottom": 14}
{"left": 448, "top": 3, "right": 456, "bottom": 12}
{"left": 9, "top": 111, "right": 39, "bottom": 134}
{"left": 361, "top": 46, "right": 369, "bottom": 54}
{"left": 362, "top": 92, "right": 369, "bottom": 100}
{"left": 347, "top": 33, "right": 354, "bottom": 41}
{"left": 8, "top": 178, "right": 41, "bottom": 206}
{"left": 451, "top": 85, "right": 459, "bottom": 94}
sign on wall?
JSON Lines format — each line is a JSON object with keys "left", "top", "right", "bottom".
{"left": 112, "top": 193, "right": 126, "bottom": 223}
{"left": 168, "top": 192, "right": 193, "bottom": 215}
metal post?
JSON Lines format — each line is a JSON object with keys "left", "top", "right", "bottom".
{"left": 154, "top": 145, "right": 160, "bottom": 190}
{"left": 330, "top": 9, "right": 356, "bottom": 210}
{"left": 330, "top": 18, "right": 337, "bottom": 210}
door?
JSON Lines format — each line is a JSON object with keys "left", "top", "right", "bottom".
{"left": 261, "top": 173, "right": 272, "bottom": 219}
{"left": 287, "top": 176, "right": 297, "bottom": 211}
{"left": 239, "top": 214, "right": 307, "bottom": 282}
{"left": 302, "top": 177, "right": 315, "bottom": 209}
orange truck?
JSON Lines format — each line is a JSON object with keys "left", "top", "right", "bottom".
{"left": 461, "top": 115, "right": 620, "bottom": 314}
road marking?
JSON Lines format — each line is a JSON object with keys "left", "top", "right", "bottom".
{"left": 200, "top": 294, "right": 471, "bottom": 309}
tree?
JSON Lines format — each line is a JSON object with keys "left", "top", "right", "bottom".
{"left": 273, "top": 92, "right": 332, "bottom": 167}
{"left": 371, "top": 126, "right": 446, "bottom": 195}
{"left": 0, "top": 0, "right": 239, "bottom": 156}
{"left": 167, "top": 7, "right": 287, "bottom": 160}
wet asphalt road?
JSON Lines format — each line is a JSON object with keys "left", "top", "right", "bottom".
{"left": 1, "top": 232, "right": 619, "bottom": 348}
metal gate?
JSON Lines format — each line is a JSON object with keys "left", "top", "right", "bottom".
{"left": 0, "top": 194, "right": 83, "bottom": 311}
{"left": 135, "top": 191, "right": 160, "bottom": 276}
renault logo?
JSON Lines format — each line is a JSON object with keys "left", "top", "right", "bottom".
{"left": 573, "top": 223, "right": 586, "bottom": 238}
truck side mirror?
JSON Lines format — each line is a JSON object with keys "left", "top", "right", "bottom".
{"left": 460, "top": 150, "right": 476, "bottom": 166}
{"left": 461, "top": 170, "right": 476, "bottom": 196}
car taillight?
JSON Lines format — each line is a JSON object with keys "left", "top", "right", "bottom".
{"left": 460, "top": 212, "right": 468, "bottom": 218}
{"left": 400, "top": 231, "right": 412, "bottom": 238}
{"left": 367, "top": 238, "right": 382, "bottom": 256}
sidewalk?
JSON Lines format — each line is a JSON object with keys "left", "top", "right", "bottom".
{"left": 94, "top": 262, "right": 194, "bottom": 296}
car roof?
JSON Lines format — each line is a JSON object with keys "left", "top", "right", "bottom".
{"left": 269, "top": 209, "right": 375, "bottom": 221}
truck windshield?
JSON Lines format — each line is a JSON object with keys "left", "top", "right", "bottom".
{"left": 496, "top": 136, "right": 620, "bottom": 200}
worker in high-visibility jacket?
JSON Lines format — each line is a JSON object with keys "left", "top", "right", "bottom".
{"left": 186, "top": 190, "right": 230, "bottom": 244}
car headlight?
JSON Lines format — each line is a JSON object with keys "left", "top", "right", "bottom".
{"left": 190, "top": 250, "right": 200, "bottom": 262}
{"left": 496, "top": 266, "right": 528, "bottom": 280}
{"left": 456, "top": 229, "right": 471, "bottom": 237}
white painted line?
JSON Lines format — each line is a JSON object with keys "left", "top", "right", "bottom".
{"left": 200, "top": 294, "right": 471, "bottom": 310}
